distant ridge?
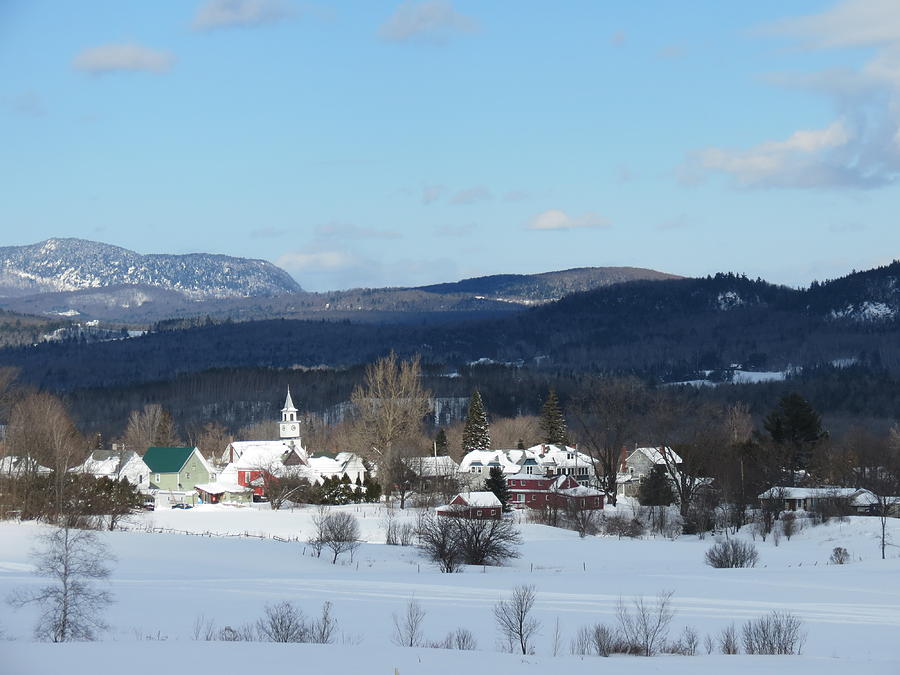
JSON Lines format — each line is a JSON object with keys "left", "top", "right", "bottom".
{"left": 0, "top": 238, "right": 301, "bottom": 300}
{"left": 416, "top": 266, "right": 681, "bottom": 303}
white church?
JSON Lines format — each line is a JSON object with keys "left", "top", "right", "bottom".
{"left": 219, "top": 389, "right": 367, "bottom": 496}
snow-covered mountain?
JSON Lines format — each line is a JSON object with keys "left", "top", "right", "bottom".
{"left": 0, "top": 238, "right": 301, "bottom": 300}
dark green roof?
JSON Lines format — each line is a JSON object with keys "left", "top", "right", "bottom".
{"left": 143, "top": 447, "right": 195, "bottom": 474}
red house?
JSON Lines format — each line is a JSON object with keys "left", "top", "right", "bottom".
{"left": 507, "top": 473, "right": 604, "bottom": 510}
{"left": 437, "top": 491, "right": 502, "bottom": 519}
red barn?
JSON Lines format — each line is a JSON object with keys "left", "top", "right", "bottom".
{"left": 437, "top": 491, "right": 502, "bottom": 519}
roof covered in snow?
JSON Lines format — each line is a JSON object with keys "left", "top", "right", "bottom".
{"left": 404, "top": 456, "right": 459, "bottom": 476}
{"left": 758, "top": 486, "right": 863, "bottom": 500}
{"left": 628, "top": 447, "right": 682, "bottom": 466}
{"left": 454, "top": 491, "right": 501, "bottom": 507}
{"left": 194, "top": 481, "right": 251, "bottom": 495}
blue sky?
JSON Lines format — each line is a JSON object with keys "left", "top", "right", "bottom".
{"left": 2, "top": 1, "right": 899, "bottom": 291}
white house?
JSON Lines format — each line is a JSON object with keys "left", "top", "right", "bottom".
{"left": 73, "top": 449, "right": 151, "bottom": 492}
{"left": 459, "top": 444, "right": 596, "bottom": 488}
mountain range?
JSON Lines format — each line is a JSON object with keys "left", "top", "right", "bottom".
{"left": 0, "top": 239, "right": 678, "bottom": 323}
{"left": 0, "top": 238, "right": 301, "bottom": 302}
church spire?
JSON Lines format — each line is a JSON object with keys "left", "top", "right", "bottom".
{"left": 280, "top": 387, "right": 300, "bottom": 440}
{"left": 283, "top": 386, "right": 297, "bottom": 413}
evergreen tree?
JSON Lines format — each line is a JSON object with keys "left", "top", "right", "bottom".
{"left": 516, "top": 439, "right": 525, "bottom": 450}
{"left": 764, "top": 393, "right": 826, "bottom": 483}
{"left": 484, "top": 466, "right": 510, "bottom": 511}
{"left": 539, "top": 389, "right": 568, "bottom": 445}
{"left": 638, "top": 465, "right": 674, "bottom": 506}
{"left": 462, "top": 390, "right": 491, "bottom": 452}
{"left": 435, "top": 428, "right": 449, "bottom": 455}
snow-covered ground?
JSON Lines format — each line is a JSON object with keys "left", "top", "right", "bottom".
{"left": 1, "top": 504, "right": 898, "bottom": 674}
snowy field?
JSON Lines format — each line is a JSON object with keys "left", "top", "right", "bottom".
{"left": 1, "top": 504, "right": 899, "bottom": 674}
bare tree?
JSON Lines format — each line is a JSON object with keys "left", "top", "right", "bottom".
{"left": 452, "top": 516, "right": 522, "bottom": 566}
{"left": 193, "top": 422, "right": 231, "bottom": 460}
{"left": 572, "top": 377, "right": 646, "bottom": 506}
{"left": 350, "top": 352, "right": 430, "bottom": 501}
{"left": 415, "top": 512, "right": 461, "bottom": 572}
{"left": 313, "top": 510, "right": 361, "bottom": 564}
{"left": 122, "top": 404, "right": 179, "bottom": 455}
{"left": 7, "top": 524, "right": 114, "bottom": 641}
{"left": 490, "top": 415, "right": 541, "bottom": 451}
{"left": 494, "top": 585, "right": 540, "bottom": 655}
{"left": 615, "top": 590, "right": 675, "bottom": 656}
{"left": 392, "top": 596, "right": 426, "bottom": 647}
{"left": 4, "top": 392, "right": 86, "bottom": 522}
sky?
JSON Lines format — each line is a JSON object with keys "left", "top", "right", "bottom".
{"left": 1, "top": 0, "right": 900, "bottom": 292}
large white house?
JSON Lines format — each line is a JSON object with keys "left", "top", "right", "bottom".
{"left": 459, "top": 444, "right": 597, "bottom": 487}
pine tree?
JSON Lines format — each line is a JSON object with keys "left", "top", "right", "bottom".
{"left": 764, "top": 393, "right": 826, "bottom": 483}
{"left": 485, "top": 466, "right": 510, "bottom": 511}
{"left": 462, "top": 390, "right": 491, "bottom": 452}
{"left": 638, "top": 464, "right": 674, "bottom": 506}
{"left": 435, "top": 428, "right": 449, "bottom": 455}
{"left": 539, "top": 389, "right": 568, "bottom": 445}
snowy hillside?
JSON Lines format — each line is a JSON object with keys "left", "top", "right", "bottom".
{"left": 1, "top": 505, "right": 898, "bottom": 674}
{"left": 0, "top": 238, "right": 301, "bottom": 300}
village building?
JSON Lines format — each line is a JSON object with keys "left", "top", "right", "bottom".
{"left": 758, "top": 486, "right": 878, "bottom": 513}
{"left": 220, "top": 389, "right": 367, "bottom": 498}
{"left": 73, "top": 449, "right": 151, "bottom": 491}
{"left": 507, "top": 473, "right": 604, "bottom": 510}
{"left": 403, "top": 455, "right": 460, "bottom": 493}
{"left": 195, "top": 481, "right": 253, "bottom": 505}
{"left": 437, "top": 491, "right": 502, "bottom": 519}
{"left": 459, "top": 444, "right": 597, "bottom": 487}
{"left": 143, "top": 446, "right": 214, "bottom": 492}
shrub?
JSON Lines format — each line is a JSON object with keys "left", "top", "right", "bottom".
{"left": 705, "top": 539, "right": 759, "bottom": 568}
{"left": 603, "top": 514, "right": 645, "bottom": 539}
{"left": 570, "top": 623, "right": 618, "bottom": 657}
{"left": 719, "top": 622, "right": 739, "bottom": 654}
{"left": 741, "top": 611, "right": 805, "bottom": 655}
{"left": 829, "top": 546, "right": 850, "bottom": 565}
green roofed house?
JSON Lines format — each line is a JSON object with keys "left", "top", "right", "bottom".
{"left": 143, "top": 447, "right": 213, "bottom": 492}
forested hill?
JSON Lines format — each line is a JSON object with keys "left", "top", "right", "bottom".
{"left": 416, "top": 266, "right": 681, "bottom": 302}
{"left": 2, "top": 265, "right": 900, "bottom": 392}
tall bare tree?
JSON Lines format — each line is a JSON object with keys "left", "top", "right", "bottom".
{"left": 4, "top": 392, "right": 85, "bottom": 521}
{"left": 122, "top": 404, "right": 180, "bottom": 455}
{"left": 8, "top": 524, "right": 114, "bottom": 641}
{"left": 350, "top": 352, "right": 430, "bottom": 497}
{"left": 572, "top": 377, "right": 646, "bottom": 506}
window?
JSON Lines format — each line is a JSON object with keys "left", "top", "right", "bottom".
{"left": 476, "top": 510, "right": 482, "bottom": 517}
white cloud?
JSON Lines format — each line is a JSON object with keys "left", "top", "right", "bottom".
{"left": 72, "top": 43, "right": 175, "bottom": 74}
{"left": 766, "top": 0, "right": 900, "bottom": 49}
{"left": 379, "top": 1, "right": 478, "bottom": 44}
{"left": 687, "top": 121, "right": 861, "bottom": 189}
{"left": 685, "top": 2, "right": 900, "bottom": 190}
{"left": 527, "top": 209, "right": 611, "bottom": 231}
{"left": 449, "top": 186, "right": 492, "bottom": 205}
{"left": 193, "top": 0, "right": 293, "bottom": 31}
{"left": 277, "top": 249, "right": 357, "bottom": 272}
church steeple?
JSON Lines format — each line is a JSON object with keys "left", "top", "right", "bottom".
{"left": 280, "top": 387, "right": 300, "bottom": 440}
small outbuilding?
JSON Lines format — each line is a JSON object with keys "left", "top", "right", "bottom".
{"left": 437, "top": 491, "right": 502, "bottom": 519}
